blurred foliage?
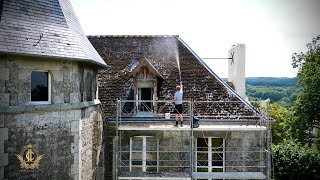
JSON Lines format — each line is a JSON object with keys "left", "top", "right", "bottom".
{"left": 272, "top": 139, "right": 320, "bottom": 180}
{"left": 247, "top": 85, "right": 301, "bottom": 108}
{"left": 269, "top": 103, "right": 290, "bottom": 144}
{"left": 246, "top": 77, "right": 298, "bottom": 86}
{"left": 271, "top": 36, "right": 320, "bottom": 180}
{"left": 290, "top": 35, "right": 320, "bottom": 147}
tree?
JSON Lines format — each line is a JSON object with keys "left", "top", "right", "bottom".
{"left": 272, "top": 139, "right": 320, "bottom": 180}
{"left": 291, "top": 35, "right": 320, "bottom": 146}
{"left": 270, "top": 102, "right": 289, "bottom": 144}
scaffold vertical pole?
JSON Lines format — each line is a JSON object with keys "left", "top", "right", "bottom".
{"left": 266, "top": 118, "right": 271, "bottom": 180}
{"left": 190, "top": 100, "right": 194, "bottom": 178}
{"left": 266, "top": 99, "right": 271, "bottom": 180}
{"left": 115, "top": 99, "right": 119, "bottom": 180}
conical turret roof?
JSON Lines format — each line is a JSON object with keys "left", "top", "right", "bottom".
{"left": 0, "top": 0, "right": 106, "bottom": 67}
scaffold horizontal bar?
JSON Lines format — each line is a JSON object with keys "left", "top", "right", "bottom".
{"left": 192, "top": 172, "right": 266, "bottom": 179}
{"left": 119, "top": 177, "right": 191, "bottom": 180}
{"left": 118, "top": 125, "right": 267, "bottom": 131}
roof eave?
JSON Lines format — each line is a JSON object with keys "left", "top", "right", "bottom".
{"left": 0, "top": 51, "right": 109, "bottom": 68}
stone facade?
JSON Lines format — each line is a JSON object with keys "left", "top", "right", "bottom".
{"left": 89, "top": 36, "right": 269, "bottom": 179}
{"left": 103, "top": 122, "right": 266, "bottom": 179}
{"left": 0, "top": 55, "right": 103, "bottom": 179}
{"left": 0, "top": 0, "right": 106, "bottom": 178}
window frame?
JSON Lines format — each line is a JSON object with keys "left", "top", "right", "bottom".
{"left": 195, "top": 137, "right": 225, "bottom": 174}
{"left": 30, "top": 70, "right": 51, "bottom": 105}
{"left": 129, "top": 136, "right": 158, "bottom": 172}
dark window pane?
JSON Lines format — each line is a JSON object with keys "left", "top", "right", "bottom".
{"left": 31, "top": 71, "right": 48, "bottom": 101}
{"left": 197, "top": 138, "right": 208, "bottom": 151}
{"left": 212, "top": 168, "right": 223, "bottom": 172}
{"left": 197, "top": 160, "right": 208, "bottom": 166}
{"left": 146, "top": 160, "right": 157, "bottom": 166}
{"left": 197, "top": 153, "right": 208, "bottom": 161}
{"left": 132, "top": 160, "right": 142, "bottom": 165}
{"left": 212, "top": 138, "right": 223, "bottom": 151}
{"left": 197, "top": 168, "right": 208, "bottom": 172}
{"left": 212, "top": 153, "right": 223, "bottom": 166}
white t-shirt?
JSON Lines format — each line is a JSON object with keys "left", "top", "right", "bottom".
{"left": 174, "top": 87, "right": 183, "bottom": 105}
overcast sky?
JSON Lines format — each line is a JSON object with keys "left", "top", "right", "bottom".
{"left": 70, "top": 0, "right": 320, "bottom": 78}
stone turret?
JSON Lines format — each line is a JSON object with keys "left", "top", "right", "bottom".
{"left": 0, "top": 0, "right": 106, "bottom": 179}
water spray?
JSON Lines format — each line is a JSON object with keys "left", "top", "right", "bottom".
{"left": 175, "top": 49, "right": 182, "bottom": 83}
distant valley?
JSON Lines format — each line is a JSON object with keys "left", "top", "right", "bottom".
{"left": 223, "top": 77, "right": 301, "bottom": 107}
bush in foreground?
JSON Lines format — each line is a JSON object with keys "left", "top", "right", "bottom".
{"left": 272, "top": 139, "right": 320, "bottom": 179}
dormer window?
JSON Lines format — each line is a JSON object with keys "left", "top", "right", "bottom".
{"left": 31, "top": 71, "right": 51, "bottom": 104}
{"left": 132, "top": 57, "right": 163, "bottom": 114}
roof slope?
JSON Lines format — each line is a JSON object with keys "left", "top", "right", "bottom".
{"left": 88, "top": 35, "right": 261, "bottom": 120}
{"left": 0, "top": 0, "right": 106, "bottom": 67}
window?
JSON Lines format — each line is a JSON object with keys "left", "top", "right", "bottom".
{"left": 137, "top": 88, "right": 153, "bottom": 112}
{"left": 31, "top": 71, "right": 51, "bottom": 104}
{"left": 196, "top": 137, "right": 224, "bottom": 176}
{"left": 130, "top": 136, "right": 158, "bottom": 172}
{"left": 131, "top": 57, "right": 164, "bottom": 114}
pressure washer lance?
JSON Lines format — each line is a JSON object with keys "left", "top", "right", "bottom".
{"left": 176, "top": 50, "right": 182, "bottom": 82}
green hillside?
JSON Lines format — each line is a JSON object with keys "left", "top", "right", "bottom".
{"left": 246, "top": 77, "right": 298, "bottom": 86}
{"left": 245, "top": 77, "right": 301, "bottom": 107}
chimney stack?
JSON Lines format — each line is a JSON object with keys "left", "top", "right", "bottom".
{"left": 228, "top": 44, "right": 246, "bottom": 99}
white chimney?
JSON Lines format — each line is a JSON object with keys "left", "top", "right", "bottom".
{"left": 228, "top": 44, "right": 246, "bottom": 99}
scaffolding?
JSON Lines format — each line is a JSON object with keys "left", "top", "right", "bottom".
{"left": 114, "top": 100, "right": 270, "bottom": 180}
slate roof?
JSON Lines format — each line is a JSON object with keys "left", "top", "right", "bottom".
{"left": 0, "top": 0, "right": 106, "bottom": 67}
{"left": 88, "top": 35, "right": 262, "bottom": 120}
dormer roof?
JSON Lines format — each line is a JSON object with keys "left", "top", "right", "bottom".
{"left": 132, "top": 57, "right": 164, "bottom": 79}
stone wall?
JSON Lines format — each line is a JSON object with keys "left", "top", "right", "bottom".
{"left": 0, "top": 55, "right": 103, "bottom": 179}
{"left": 104, "top": 122, "right": 117, "bottom": 180}
{"left": 5, "top": 109, "right": 74, "bottom": 179}
{"left": 0, "top": 54, "right": 98, "bottom": 106}
{"left": 80, "top": 107, "right": 103, "bottom": 180}
{"left": 225, "top": 130, "right": 266, "bottom": 173}
{"left": 2, "top": 105, "right": 103, "bottom": 179}
{"left": 0, "top": 114, "right": 8, "bottom": 180}
{"left": 104, "top": 122, "right": 266, "bottom": 179}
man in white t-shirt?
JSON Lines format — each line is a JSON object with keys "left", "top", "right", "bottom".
{"left": 174, "top": 82, "right": 183, "bottom": 127}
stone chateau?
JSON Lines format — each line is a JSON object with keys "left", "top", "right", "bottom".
{"left": 0, "top": 0, "right": 271, "bottom": 180}
{"left": 0, "top": 0, "right": 106, "bottom": 179}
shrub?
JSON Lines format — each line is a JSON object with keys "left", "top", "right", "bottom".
{"left": 272, "top": 139, "right": 320, "bottom": 179}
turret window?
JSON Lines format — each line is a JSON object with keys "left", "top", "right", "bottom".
{"left": 31, "top": 71, "right": 51, "bottom": 104}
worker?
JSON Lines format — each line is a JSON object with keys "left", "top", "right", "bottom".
{"left": 174, "top": 81, "right": 183, "bottom": 127}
